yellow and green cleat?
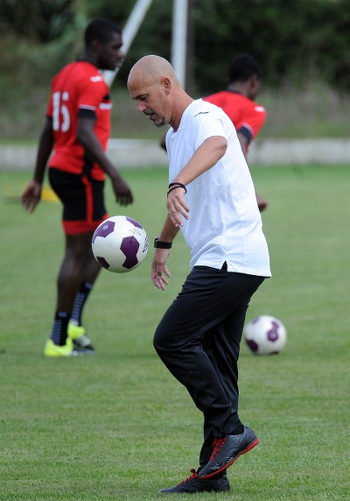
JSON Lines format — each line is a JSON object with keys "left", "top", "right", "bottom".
{"left": 43, "top": 337, "right": 77, "bottom": 357}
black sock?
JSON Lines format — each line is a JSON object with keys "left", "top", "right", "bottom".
{"left": 50, "top": 311, "right": 70, "bottom": 346}
{"left": 229, "top": 424, "right": 244, "bottom": 435}
{"left": 70, "top": 281, "right": 93, "bottom": 326}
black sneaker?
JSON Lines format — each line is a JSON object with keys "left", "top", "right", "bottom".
{"left": 68, "top": 322, "right": 96, "bottom": 354}
{"left": 159, "top": 468, "right": 230, "bottom": 494}
{"left": 199, "top": 425, "right": 259, "bottom": 479}
{"left": 73, "top": 338, "right": 96, "bottom": 354}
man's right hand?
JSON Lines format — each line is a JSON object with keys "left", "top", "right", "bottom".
{"left": 20, "top": 180, "right": 42, "bottom": 213}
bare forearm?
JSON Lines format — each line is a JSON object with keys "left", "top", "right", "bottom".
{"left": 237, "top": 132, "right": 248, "bottom": 159}
{"left": 33, "top": 120, "right": 53, "bottom": 184}
{"left": 77, "top": 117, "right": 133, "bottom": 205}
{"left": 159, "top": 216, "right": 180, "bottom": 242}
{"left": 78, "top": 128, "right": 119, "bottom": 179}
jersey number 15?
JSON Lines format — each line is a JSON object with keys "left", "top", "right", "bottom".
{"left": 52, "top": 91, "right": 70, "bottom": 132}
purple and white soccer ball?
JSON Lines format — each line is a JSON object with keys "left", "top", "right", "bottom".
{"left": 244, "top": 315, "right": 287, "bottom": 355}
{"left": 92, "top": 215, "right": 149, "bottom": 273}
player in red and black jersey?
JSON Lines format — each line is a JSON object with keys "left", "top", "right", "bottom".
{"left": 21, "top": 19, "right": 133, "bottom": 356}
{"left": 160, "top": 54, "right": 268, "bottom": 211}
{"left": 204, "top": 54, "right": 268, "bottom": 212}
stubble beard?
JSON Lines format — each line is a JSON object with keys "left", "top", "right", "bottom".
{"left": 153, "top": 117, "right": 165, "bottom": 128}
{"left": 144, "top": 110, "right": 165, "bottom": 128}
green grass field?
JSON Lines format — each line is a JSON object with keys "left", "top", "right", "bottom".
{"left": 0, "top": 165, "right": 349, "bottom": 500}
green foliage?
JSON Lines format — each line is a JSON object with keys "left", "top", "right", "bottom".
{"left": 1, "top": 0, "right": 350, "bottom": 92}
{"left": 0, "top": 0, "right": 83, "bottom": 86}
{"left": 1, "top": 0, "right": 350, "bottom": 141}
{"left": 0, "top": 0, "right": 74, "bottom": 41}
{"left": 194, "top": 0, "right": 350, "bottom": 93}
{"left": 0, "top": 166, "right": 349, "bottom": 500}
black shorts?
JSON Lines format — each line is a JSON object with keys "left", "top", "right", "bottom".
{"left": 49, "top": 168, "right": 108, "bottom": 235}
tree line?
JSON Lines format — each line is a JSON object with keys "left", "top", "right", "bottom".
{"left": 0, "top": 0, "right": 349, "bottom": 94}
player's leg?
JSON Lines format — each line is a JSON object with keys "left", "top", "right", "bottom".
{"left": 154, "top": 267, "right": 263, "bottom": 434}
{"left": 44, "top": 232, "right": 95, "bottom": 355}
{"left": 57, "top": 232, "right": 100, "bottom": 352}
{"left": 154, "top": 266, "right": 265, "bottom": 483}
{"left": 69, "top": 175, "right": 107, "bottom": 335}
{"left": 199, "top": 301, "right": 250, "bottom": 467}
{"left": 154, "top": 266, "right": 258, "bottom": 492}
{"left": 67, "top": 176, "right": 108, "bottom": 351}
{"left": 154, "top": 266, "right": 233, "bottom": 493}
{"left": 198, "top": 273, "right": 265, "bottom": 479}
{"left": 70, "top": 245, "right": 101, "bottom": 329}
{"left": 67, "top": 233, "right": 101, "bottom": 344}
{"left": 56, "top": 233, "right": 95, "bottom": 311}
{"left": 44, "top": 168, "right": 107, "bottom": 356}
{"left": 153, "top": 266, "right": 238, "bottom": 437}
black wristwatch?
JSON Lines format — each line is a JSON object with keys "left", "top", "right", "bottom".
{"left": 154, "top": 237, "right": 172, "bottom": 249}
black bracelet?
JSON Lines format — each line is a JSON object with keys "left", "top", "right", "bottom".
{"left": 154, "top": 237, "right": 172, "bottom": 249}
{"left": 167, "top": 182, "right": 187, "bottom": 197}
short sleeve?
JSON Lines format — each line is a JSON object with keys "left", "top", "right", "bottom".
{"left": 235, "top": 104, "right": 266, "bottom": 143}
{"left": 194, "top": 111, "right": 227, "bottom": 150}
{"left": 77, "top": 76, "right": 107, "bottom": 114}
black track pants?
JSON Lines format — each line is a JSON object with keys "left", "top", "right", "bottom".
{"left": 153, "top": 265, "right": 264, "bottom": 465}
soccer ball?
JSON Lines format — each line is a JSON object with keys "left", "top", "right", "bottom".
{"left": 244, "top": 315, "right": 287, "bottom": 355}
{"left": 92, "top": 215, "right": 149, "bottom": 273}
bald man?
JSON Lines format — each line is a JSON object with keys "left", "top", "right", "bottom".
{"left": 128, "top": 55, "right": 271, "bottom": 494}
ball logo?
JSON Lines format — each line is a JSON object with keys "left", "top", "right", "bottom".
{"left": 143, "top": 236, "right": 150, "bottom": 253}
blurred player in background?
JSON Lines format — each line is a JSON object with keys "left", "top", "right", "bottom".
{"left": 204, "top": 53, "right": 268, "bottom": 211}
{"left": 21, "top": 18, "right": 133, "bottom": 357}
{"left": 160, "top": 53, "right": 267, "bottom": 211}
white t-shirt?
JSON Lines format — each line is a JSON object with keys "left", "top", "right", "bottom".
{"left": 165, "top": 98, "right": 271, "bottom": 277}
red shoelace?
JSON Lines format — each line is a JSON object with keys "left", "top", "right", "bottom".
{"left": 178, "top": 469, "right": 199, "bottom": 485}
{"left": 209, "top": 437, "right": 227, "bottom": 460}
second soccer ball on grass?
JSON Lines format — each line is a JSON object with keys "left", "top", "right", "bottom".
{"left": 244, "top": 315, "right": 287, "bottom": 355}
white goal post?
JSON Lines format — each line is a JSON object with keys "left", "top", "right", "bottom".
{"left": 103, "top": 0, "right": 188, "bottom": 88}
{"left": 171, "top": 0, "right": 188, "bottom": 87}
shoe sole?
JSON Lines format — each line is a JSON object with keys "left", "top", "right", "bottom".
{"left": 159, "top": 486, "right": 230, "bottom": 494}
{"left": 199, "top": 438, "right": 259, "bottom": 479}
{"left": 44, "top": 351, "right": 78, "bottom": 357}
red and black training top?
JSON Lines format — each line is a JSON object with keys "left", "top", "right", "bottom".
{"left": 203, "top": 91, "right": 266, "bottom": 153}
{"left": 47, "top": 61, "right": 112, "bottom": 180}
